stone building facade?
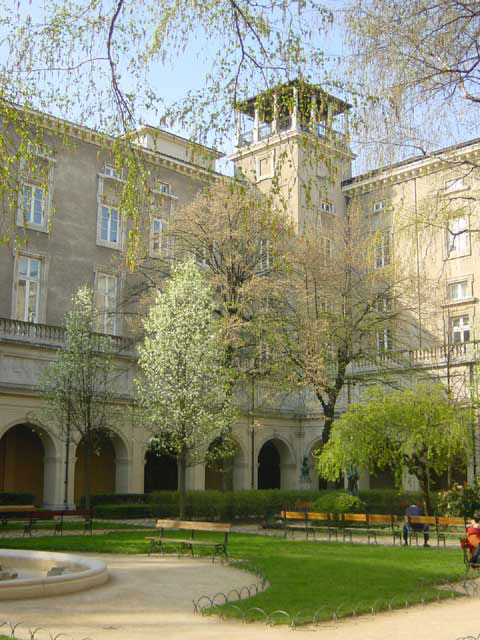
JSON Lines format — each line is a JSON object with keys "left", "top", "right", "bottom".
{"left": 1, "top": 88, "right": 479, "bottom": 506}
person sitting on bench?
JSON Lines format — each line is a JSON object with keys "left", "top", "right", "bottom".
{"left": 466, "top": 513, "right": 480, "bottom": 564}
{"left": 403, "top": 503, "right": 430, "bottom": 547}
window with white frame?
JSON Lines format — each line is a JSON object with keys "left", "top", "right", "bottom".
{"left": 375, "top": 228, "right": 392, "bottom": 269}
{"left": 376, "top": 328, "right": 393, "bottom": 353}
{"left": 150, "top": 218, "right": 173, "bottom": 258}
{"left": 446, "top": 215, "right": 469, "bottom": 258}
{"left": 448, "top": 280, "right": 469, "bottom": 301}
{"left": 450, "top": 315, "right": 470, "bottom": 344}
{"left": 156, "top": 181, "right": 170, "bottom": 194}
{"left": 376, "top": 295, "right": 393, "bottom": 314}
{"left": 373, "top": 200, "right": 385, "bottom": 213}
{"left": 319, "top": 236, "right": 333, "bottom": 266}
{"left": 16, "top": 256, "right": 41, "bottom": 323}
{"left": 103, "top": 163, "right": 122, "bottom": 180}
{"left": 99, "top": 205, "right": 120, "bottom": 247}
{"left": 95, "top": 273, "right": 117, "bottom": 335}
{"left": 22, "top": 184, "right": 45, "bottom": 226}
{"left": 445, "top": 177, "right": 465, "bottom": 192}
{"left": 320, "top": 200, "right": 334, "bottom": 213}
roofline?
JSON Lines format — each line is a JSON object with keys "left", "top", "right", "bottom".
{"left": 342, "top": 136, "right": 480, "bottom": 191}
{"left": 127, "top": 125, "right": 225, "bottom": 159}
{"left": 5, "top": 101, "right": 227, "bottom": 178}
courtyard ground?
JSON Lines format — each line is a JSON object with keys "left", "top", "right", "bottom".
{"left": 0, "top": 552, "right": 479, "bottom": 640}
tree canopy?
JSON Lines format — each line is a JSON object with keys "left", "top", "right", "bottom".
{"left": 317, "top": 384, "right": 471, "bottom": 513}
{"left": 135, "top": 259, "right": 235, "bottom": 516}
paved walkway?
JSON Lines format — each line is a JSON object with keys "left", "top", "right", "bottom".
{"left": 0, "top": 552, "right": 479, "bottom": 640}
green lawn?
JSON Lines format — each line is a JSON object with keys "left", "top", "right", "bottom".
{"left": 0, "top": 531, "right": 466, "bottom": 624}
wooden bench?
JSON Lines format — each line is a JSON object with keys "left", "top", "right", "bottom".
{"left": 0, "top": 505, "right": 36, "bottom": 526}
{"left": 146, "top": 520, "right": 231, "bottom": 562}
{"left": 281, "top": 511, "right": 309, "bottom": 538}
{"left": 22, "top": 509, "right": 94, "bottom": 536}
{"left": 436, "top": 516, "right": 466, "bottom": 544}
{"left": 304, "top": 512, "right": 338, "bottom": 541}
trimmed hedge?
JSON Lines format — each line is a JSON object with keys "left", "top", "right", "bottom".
{"left": 0, "top": 493, "right": 35, "bottom": 505}
{"left": 89, "top": 490, "right": 323, "bottom": 521}
{"left": 79, "top": 494, "right": 149, "bottom": 507}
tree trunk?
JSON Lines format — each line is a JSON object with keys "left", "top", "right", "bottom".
{"left": 321, "top": 403, "right": 336, "bottom": 445}
{"left": 84, "top": 437, "right": 92, "bottom": 512}
{"left": 178, "top": 451, "right": 187, "bottom": 519}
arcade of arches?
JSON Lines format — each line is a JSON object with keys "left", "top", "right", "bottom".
{"left": 0, "top": 424, "right": 46, "bottom": 505}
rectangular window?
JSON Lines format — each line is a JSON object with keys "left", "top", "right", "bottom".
{"left": 446, "top": 216, "right": 469, "bottom": 258}
{"left": 445, "top": 177, "right": 464, "bottom": 192}
{"left": 96, "top": 273, "right": 117, "bottom": 335}
{"left": 258, "top": 157, "right": 270, "bottom": 177}
{"left": 16, "top": 256, "right": 41, "bottom": 323}
{"left": 156, "top": 181, "right": 170, "bottom": 194}
{"left": 320, "top": 200, "right": 334, "bottom": 213}
{"left": 22, "top": 184, "right": 44, "bottom": 226}
{"left": 376, "top": 296, "right": 393, "bottom": 314}
{"left": 373, "top": 200, "right": 385, "bottom": 213}
{"left": 103, "top": 164, "right": 122, "bottom": 180}
{"left": 448, "top": 280, "right": 469, "bottom": 301}
{"left": 151, "top": 218, "right": 173, "bottom": 257}
{"left": 376, "top": 328, "right": 392, "bottom": 353}
{"left": 375, "top": 228, "right": 392, "bottom": 269}
{"left": 100, "top": 206, "right": 120, "bottom": 245}
{"left": 450, "top": 315, "right": 470, "bottom": 344}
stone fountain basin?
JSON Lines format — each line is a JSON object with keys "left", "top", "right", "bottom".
{"left": 0, "top": 549, "right": 108, "bottom": 599}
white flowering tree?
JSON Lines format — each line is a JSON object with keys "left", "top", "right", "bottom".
{"left": 40, "top": 287, "right": 118, "bottom": 510}
{"left": 136, "top": 260, "right": 235, "bottom": 518}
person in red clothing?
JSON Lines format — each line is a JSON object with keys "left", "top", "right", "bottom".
{"left": 466, "top": 513, "right": 480, "bottom": 561}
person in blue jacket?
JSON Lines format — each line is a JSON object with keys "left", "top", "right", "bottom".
{"left": 402, "top": 503, "right": 430, "bottom": 547}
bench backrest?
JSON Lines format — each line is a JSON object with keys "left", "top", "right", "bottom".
{"left": 407, "top": 515, "right": 436, "bottom": 525}
{"left": 436, "top": 516, "right": 466, "bottom": 527}
{"left": 281, "top": 511, "right": 306, "bottom": 522}
{"left": 306, "top": 512, "right": 330, "bottom": 522}
{"left": 367, "top": 514, "right": 393, "bottom": 525}
{"left": 0, "top": 505, "right": 35, "bottom": 512}
{"left": 343, "top": 513, "right": 367, "bottom": 523}
{"left": 155, "top": 519, "right": 231, "bottom": 532}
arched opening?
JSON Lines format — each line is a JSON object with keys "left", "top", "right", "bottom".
{"left": 258, "top": 439, "right": 292, "bottom": 489}
{"left": 369, "top": 465, "right": 396, "bottom": 490}
{"left": 0, "top": 424, "right": 48, "bottom": 505}
{"left": 204, "top": 437, "right": 243, "bottom": 491}
{"left": 308, "top": 441, "right": 344, "bottom": 490}
{"left": 144, "top": 449, "right": 178, "bottom": 492}
{"left": 74, "top": 430, "right": 128, "bottom": 504}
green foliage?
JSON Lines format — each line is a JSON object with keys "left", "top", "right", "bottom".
{"left": 436, "top": 480, "right": 480, "bottom": 517}
{"left": 358, "top": 489, "right": 431, "bottom": 515}
{"left": 0, "top": 493, "right": 35, "bottom": 505}
{"left": 79, "top": 494, "right": 149, "bottom": 507}
{"left": 94, "top": 504, "right": 153, "bottom": 519}
{"left": 313, "top": 490, "right": 365, "bottom": 513}
{"left": 318, "top": 384, "right": 471, "bottom": 513}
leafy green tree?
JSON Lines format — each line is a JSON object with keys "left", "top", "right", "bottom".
{"left": 317, "top": 384, "right": 471, "bottom": 513}
{"left": 40, "top": 287, "right": 119, "bottom": 510}
{"left": 135, "top": 260, "right": 235, "bottom": 518}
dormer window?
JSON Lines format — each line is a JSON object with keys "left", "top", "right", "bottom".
{"left": 320, "top": 200, "right": 334, "bottom": 213}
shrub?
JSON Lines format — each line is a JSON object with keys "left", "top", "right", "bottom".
{"left": 314, "top": 491, "right": 365, "bottom": 513}
{"left": 358, "top": 489, "right": 440, "bottom": 515}
{"left": 79, "top": 494, "right": 149, "bottom": 507}
{"left": 93, "top": 504, "right": 153, "bottom": 519}
{"left": 0, "top": 493, "right": 35, "bottom": 505}
{"left": 436, "top": 480, "right": 480, "bottom": 517}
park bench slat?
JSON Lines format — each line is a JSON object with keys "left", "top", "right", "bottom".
{"left": 147, "top": 519, "right": 231, "bottom": 561}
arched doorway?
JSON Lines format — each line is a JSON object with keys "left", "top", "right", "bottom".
{"left": 204, "top": 437, "right": 242, "bottom": 491}
{"left": 0, "top": 424, "right": 47, "bottom": 505}
{"left": 258, "top": 439, "right": 293, "bottom": 489}
{"left": 74, "top": 430, "right": 128, "bottom": 504}
{"left": 144, "top": 449, "right": 178, "bottom": 492}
